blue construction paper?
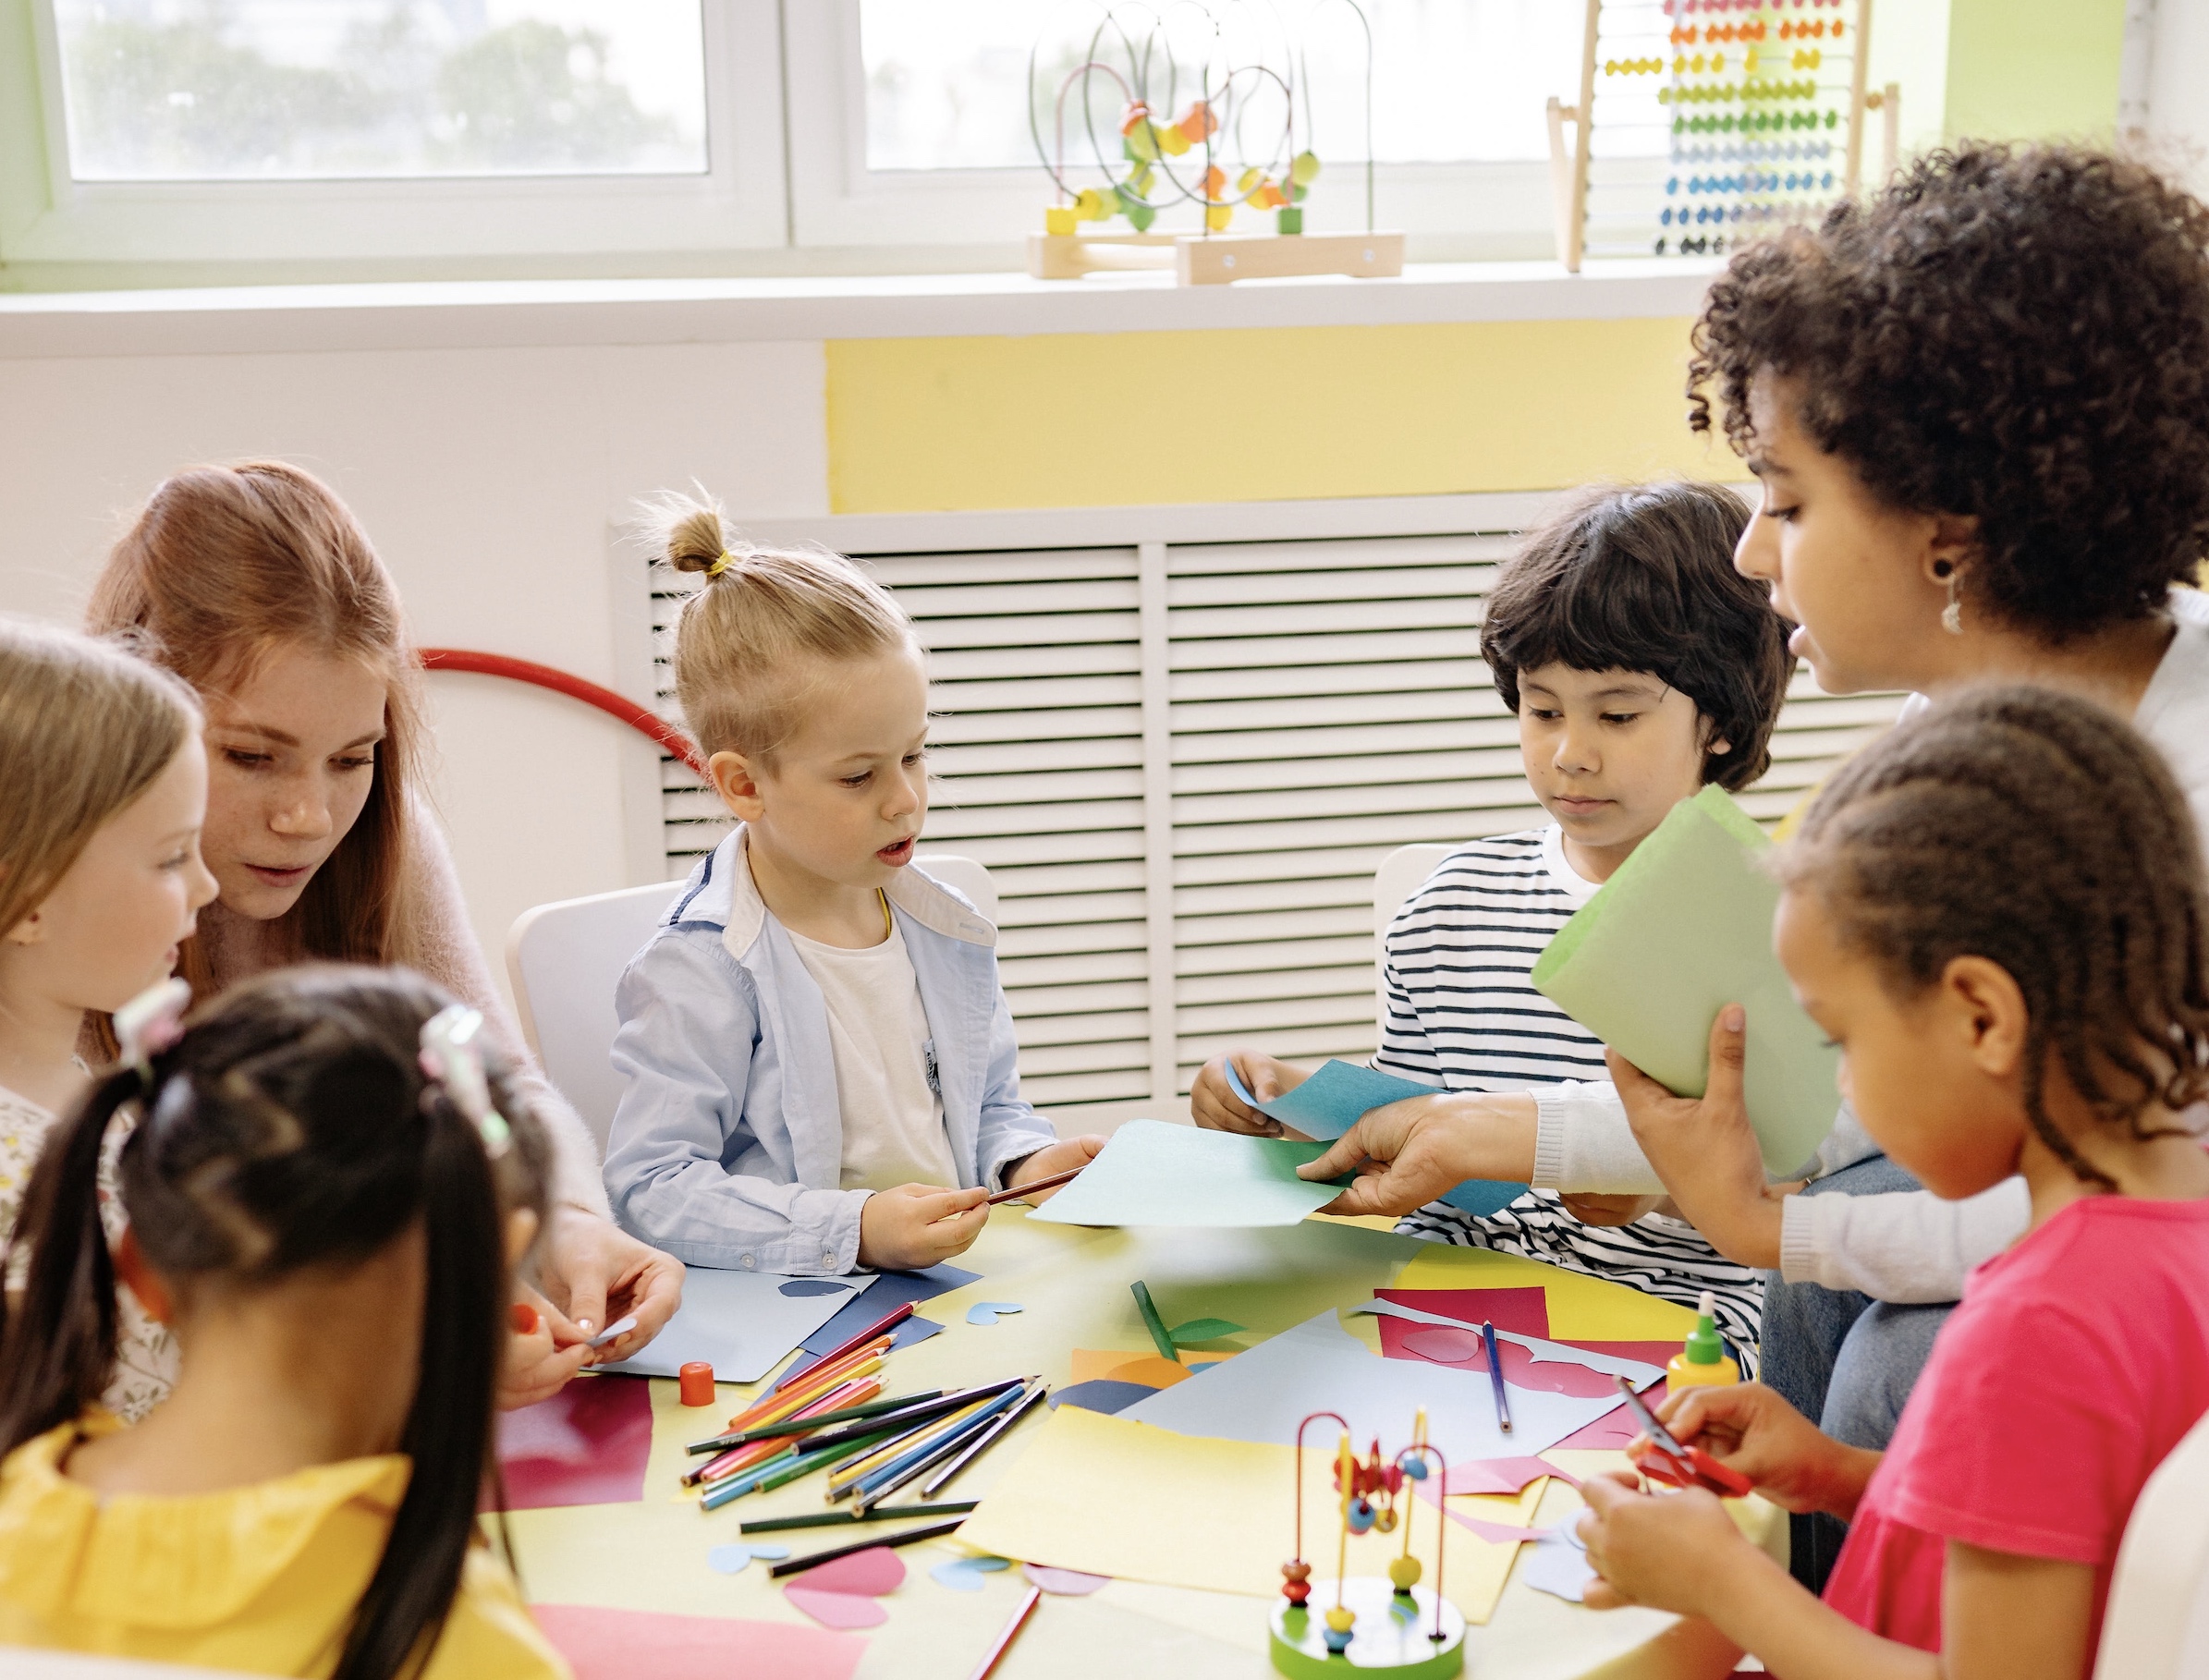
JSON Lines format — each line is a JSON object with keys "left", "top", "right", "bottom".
{"left": 1047, "top": 1380, "right": 1156, "bottom": 1416}
{"left": 768, "top": 1261, "right": 978, "bottom": 1392}
{"left": 707, "top": 1542, "right": 790, "bottom": 1575}
{"left": 597, "top": 1267, "right": 876, "bottom": 1383}
{"left": 931, "top": 1555, "right": 1012, "bottom": 1591}
{"left": 1227, "top": 1058, "right": 1529, "bottom": 1219}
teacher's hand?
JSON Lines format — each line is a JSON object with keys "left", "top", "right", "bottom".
{"left": 1609, "top": 1005, "right": 1793, "bottom": 1270}
{"left": 535, "top": 1207, "right": 685, "bottom": 1370}
{"left": 1294, "top": 1090, "right": 1540, "bottom": 1217}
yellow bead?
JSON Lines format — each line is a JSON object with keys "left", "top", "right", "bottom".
{"left": 1324, "top": 1607, "right": 1356, "bottom": 1634}
{"left": 1289, "top": 150, "right": 1320, "bottom": 186}
{"left": 1158, "top": 124, "right": 1191, "bottom": 156}
{"left": 1126, "top": 124, "right": 1159, "bottom": 162}
{"left": 1044, "top": 207, "right": 1078, "bottom": 236}
{"left": 1388, "top": 1555, "right": 1422, "bottom": 1590}
{"left": 1205, "top": 202, "right": 1233, "bottom": 231}
{"left": 1074, "top": 188, "right": 1110, "bottom": 221}
{"left": 1237, "top": 165, "right": 1262, "bottom": 192}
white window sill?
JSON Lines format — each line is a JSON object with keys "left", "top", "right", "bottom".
{"left": 0, "top": 258, "right": 1722, "bottom": 359}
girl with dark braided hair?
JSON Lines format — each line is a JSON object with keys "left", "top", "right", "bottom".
{"left": 1575, "top": 687, "right": 2209, "bottom": 1680}
{"left": 0, "top": 967, "right": 568, "bottom": 1680}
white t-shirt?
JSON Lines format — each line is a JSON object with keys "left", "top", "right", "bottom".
{"left": 787, "top": 920, "right": 960, "bottom": 1193}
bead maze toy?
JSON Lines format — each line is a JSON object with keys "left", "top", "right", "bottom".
{"left": 1271, "top": 1410, "right": 1464, "bottom": 1677}
{"left": 1545, "top": 0, "right": 1900, "bottom": 272}
{"left": 1027, "top": 2, "right": 1403, "bottom": 286}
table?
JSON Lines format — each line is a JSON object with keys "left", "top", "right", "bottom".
{"left": 505, "top": 1208, "right": 1782, "bottom": 1679}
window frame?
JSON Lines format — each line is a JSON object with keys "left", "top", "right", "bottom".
{"left": 0, "top": 0, "right": 788, "bottom": 272}
{"left": 784, "top": 0, "right": 1563, "bottom": 257}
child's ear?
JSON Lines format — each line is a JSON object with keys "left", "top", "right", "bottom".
{"left": 113, "top": 1226, "right": 174, "bottom": 1324}
{"left": 1922, "top": 513, "right": 1981, "bottom": 585}
{"left": 1940, "top": 955, "right": 2029, "bottom": 1078}
{"left": 5, "top": 908, "right": 45, "bottom": 947}
{"left": 708, "top": 750, "right": 767, "bottom": 822}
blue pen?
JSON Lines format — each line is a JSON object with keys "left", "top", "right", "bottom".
{"left": 1482, "top": 1320, "right": 1512, "bottom": 1434}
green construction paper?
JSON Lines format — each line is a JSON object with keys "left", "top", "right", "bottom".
{"left": 1167, "top": 1318, "right": 1244, "bottom": 1344}
{"left": 1531, "top": 785, "right": 1840, "bottom": 1175}
{"left": 1029, "top": 1120, "right": 1354, "bottom": 1228}
{"left": 1130, "top": 1281, "right": 1177, "bottom": 1360}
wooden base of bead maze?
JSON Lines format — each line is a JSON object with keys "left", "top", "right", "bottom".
{"left": 1027, "top": 231, "right": 1404, "bottom": 285}
{"left": 1269, "top": 1579, "right": 1466, "bottom": 1678}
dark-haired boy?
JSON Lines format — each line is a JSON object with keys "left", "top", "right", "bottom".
{"left": 1194, "top": 481, "right": 1795, "bottom": 1353}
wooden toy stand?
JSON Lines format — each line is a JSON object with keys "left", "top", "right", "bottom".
{"left": 1027, "top": 229, "right": 1406, "bottom": 285}
{"left": 1545, "top": 0, "right": 1899, "bottom": 272}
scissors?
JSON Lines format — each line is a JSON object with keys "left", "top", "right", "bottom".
{"left": 1612, "top": 1375, "right": 1754, "bottom": 1498}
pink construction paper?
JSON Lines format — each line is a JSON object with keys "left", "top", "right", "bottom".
{"left": 784, "top": 1587, "right": 890, "bottom": 1630}
{"left": 1551, "top": 1380, "right": 1671, "bottom": 1449}
{"left": 1437, "top": 1455, "right": 1564, "bottom": 1496}
{"left": 1025, "top": 1564, "right": 1110, "bottom": 1595}
{"left": 787, "top": 1546, "right": 906, "bottom": 1597}
{"left": 1434, "top": 1509, "right": 1548, "bottom": 1545}
{"left": 1375, "top": 1286, "right": 1550, "bottom": 1337}
{"left": 494, "top": 1374, "right": 654, "bottom": 1511}
{"left": 1383, "top": 1320, "right": 1620, "bottom": 1398}
{"left": 531, "top": 1605, "right": 864, "bottom": 1680}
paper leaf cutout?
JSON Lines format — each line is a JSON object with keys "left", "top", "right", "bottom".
{"left": 1166, "top": 1318, "right": 1243, "bottom": 1344}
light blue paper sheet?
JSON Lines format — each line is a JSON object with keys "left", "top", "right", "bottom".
{"left": 1027, "top": 1119, "right": 1352, "bottom": 1228}
{"left": 1222, "top": 1058, "right": 1528, "bottom": 1220}
{"left": 597, "top": 1266, "right": 877, "bottom": 1383}
{"left": 1119, "top": 1309, "right": 1640, "bottom": 1462}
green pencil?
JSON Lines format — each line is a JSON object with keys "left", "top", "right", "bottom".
{"left": 739, "top": 1501, "right": 978, "bottom": 1535}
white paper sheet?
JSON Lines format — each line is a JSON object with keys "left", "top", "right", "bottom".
{"left": 597, "top": 1266, "right": 878, "bottom": 1383}
{"left": 1119, "top": 1309, "right": 1641, "bottom": 1462}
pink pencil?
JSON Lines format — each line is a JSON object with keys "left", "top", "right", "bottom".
{"left": 966, "top": 1585, "right": 1043, "bottom": 1680}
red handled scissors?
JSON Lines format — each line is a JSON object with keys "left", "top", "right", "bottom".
{"left": 1612, "top": 1375, "right": 1754, "bottom": 1497}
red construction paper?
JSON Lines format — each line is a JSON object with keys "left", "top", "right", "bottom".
{"left": 1382, "top": 1319, "right": 1619, "bottom": 1398}
{"left": 531, "top": 1605, "right": 864, "bottom": 1680}
{"left": 494, "top": 1374, "right": 653, "bottom": 1511}
{"left": 785, "top": 1587, "right": 890, "bottom": 1630}
{"left": 787, "top": 1546, "right": 906, "bottom": 1597}
{"left": 1374, "top": 1286, "right": 1550, "bottom": 1338}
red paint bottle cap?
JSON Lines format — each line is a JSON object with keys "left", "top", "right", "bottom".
{"left": 678, "top": 1361, "right": 717, "bottom": 1406}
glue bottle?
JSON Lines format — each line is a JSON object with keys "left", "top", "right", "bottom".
{"left": 1666, "top": 1290, "right": 1740, "bottom": 1389}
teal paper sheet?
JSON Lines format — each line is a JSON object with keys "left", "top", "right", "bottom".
{"left": 1225, "top": 1057, "right": 1527, "bottom": 1218}
{"left": 1027, "top": 1119, "right": 1355, "bottom": 1227}
{"left": 1530, "top": 785, "right": 1840, "bottom": 1175}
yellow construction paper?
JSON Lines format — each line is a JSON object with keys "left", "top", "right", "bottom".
{"left": 1392, "top": 1247, "right": 1699, "bottom": 1341}
{"left": 959, "top": 1406, "right": 1540, "bottom": 1625}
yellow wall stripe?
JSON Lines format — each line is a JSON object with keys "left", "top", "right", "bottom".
{"left": 825, "top": 317, "right": 1748, "bottom": 515}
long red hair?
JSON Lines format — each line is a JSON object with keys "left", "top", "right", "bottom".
{"left": 85, "top": 461, "right": 427, "bottom": 987}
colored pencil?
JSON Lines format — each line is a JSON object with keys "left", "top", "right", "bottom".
{"left": 780, "top": 1302, "right": 915, "bottom": 1390}
{"left": 700, "top": 1422, "right": 910, "bottom": 1510}
{"left": 765, "top": 1516, "right": 970, "bottom": 1578}
{"left": 688, "top": 1388, "right": 946, "bottom": 1454}
{"left": 849, "top": 1382, "right": 1031, "bottom": 1511}
{"left": 918, "top": 1380, "right": 1050, "bottom": 1498}
{"left": 829, "top": 1396, "right": 996, "bottom": 1496}
{"left": 718, "top": 1336, "right": 891, "bottom": 1432}
{"left": 966, "top": 1586, "right": 1043, "bottom": 1680}
{"left": 1482, "top": 1320, "right": 1512, "bottom": 1434}
{"left": 687, "top": 1376, "right": 882, "bottom": 1486}
{"left": 739, "top": 1502, "right": 978, "bottom": 1536}
{"left": 863, "top": 1380, "right": 1043, "bottom": 1511}
{"left": 982, "top": 1163, "right": 1086, "bottom": 1205}
{"left": 777, "top": 1380, "right": 1025, "bottom": 1462}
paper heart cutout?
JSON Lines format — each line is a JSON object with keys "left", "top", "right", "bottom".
{"left": 787, "top": 1545, "right": 905, "bottom": 1597}
{"left": 778, "top": 1279, "right": 850, "bottom": 1297}
{"left": 1025, "top": 1564, "right": 1109, "bottom": 1595}
{"left": 1047, "top": 1380, "right": 1153, "bottom": 1416}
{"left": 930, "top": 1555, "right": 1013, "bottom": 1590}
{"left": 966, "top": 1302, "right": 1024, "bottom": 1326}
{"left": 784, "top": 1586, "right": 889, "bottom": 1628}
{"left": 706, "top": 1541, "right": 791, "bottom": 1574}
{"left": 1397, "top": 1325, "right": 1621, "bottom": 1398}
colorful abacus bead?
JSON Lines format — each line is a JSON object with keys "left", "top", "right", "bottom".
{"left": 1388, "top": 1555, "right": 1423, "bottom": 1593}
{"left": 1347, "top": 1496, "right": 1377, "bottom": 1534}
{"left": 1323, "top": 1606, "right": 1357, "bottom": 1653}
{"left": 1281, "top": 1559, "right": 1312, "bottom": 1605}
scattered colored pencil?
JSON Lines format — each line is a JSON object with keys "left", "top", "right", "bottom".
{"left": 982, "top": 1163, "right": 1086, "bottom": 1205}
{"left": 689, "top": 1388, "right": 946, "bottom": 1454}
{"left": 918, "top": 1380, "right": 1049, "bottom": 1499}
{"left": 738, "top": 1501, "right": 978, "bottom": 1536}
{"left": 829, "top": 1395, "right": 998, "bottom": 1498}
{"left": 784, "top": 1380, "right": 1024, "bottom": 1463}
{"left": 765, "top": 1516, "right": 970, "bottom": 1578}
{"left": 850, "top": 1382, "right": 1032, "bottom": 1512}
{"left": 783, "top": 1301, "right": 915, "bottom": 1388}
{"left": 966, "top": 1586, "right": 1043, "bottom": 1680}
{"left": 688, "top": 1375, "right": 883, "bottom": 1486}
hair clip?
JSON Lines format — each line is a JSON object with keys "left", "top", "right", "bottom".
{"left": 705, "top": 550, "right": 737, "bottom": 578}
{"left": 114, "top": 978, "right": 191, "bottom": 1083}
{"left": 419, "top": 1004, "right": 512, "bottom": 1159}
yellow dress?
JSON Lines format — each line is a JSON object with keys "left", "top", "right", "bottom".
{"left": 0, "top": 1413, "right": 569, "bottom": 1679}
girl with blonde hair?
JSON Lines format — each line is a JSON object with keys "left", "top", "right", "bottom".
{"left": 87, "top": 461, "right": 679, "bottom": 1402}
{"left": 0, "top": 618, "right": 217, "bottom": 1419}
{"left": 603, "top": 495, "right": 1100, "bottom": 1273}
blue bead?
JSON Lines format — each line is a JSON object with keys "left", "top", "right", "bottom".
{"left": 1324, "top": 1627, "right": 1354, "bottom": 1654}
{"left": 1402, "top": 1458, "right": 1430, "bottom": 1481}
{"left": 1347, "top": 1498, "right": 1377, "bottom": 1535}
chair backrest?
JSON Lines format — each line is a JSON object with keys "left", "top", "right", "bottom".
{"left": 1373, "top": 844, "right": 1458, "bottom": 1037}
{"left": 505, "top": 855, "right": 997, "bottom": 1151}
{"left": 2097, "top": 1406, "right": 2209, "bottom": 1677}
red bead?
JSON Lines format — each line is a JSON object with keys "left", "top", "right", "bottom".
{"left": 1284, "top": 1580, "right": 1312, "bottom": 1605}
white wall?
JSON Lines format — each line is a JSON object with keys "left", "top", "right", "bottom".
{"left": 0, "top": 337, "right": 830, "bottom": 1005}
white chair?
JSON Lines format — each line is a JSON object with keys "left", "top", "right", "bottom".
{"left": 2096, "top": 1407, "right": 2209, "bottom": 1677}
{"left": 1373, "top": 844, "right": 1456, "bottom": 1037}
{"left": 506, "top": 855, "right": 998, "bottom": 1151}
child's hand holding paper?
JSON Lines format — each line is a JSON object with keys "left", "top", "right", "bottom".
{"left": 1608, "top": 1004, "right": 1804, "bottom": 1270}
{"left": 1294, "top": 1093, "right": 1512, "bottom": 1217}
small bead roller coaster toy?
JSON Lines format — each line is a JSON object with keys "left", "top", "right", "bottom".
{"left": 1027, "top": 1, "right": 1402, "bottom": 286}
{"left": 1271, "top": 1409, "right": 1464, "bottom": 1678}
{"left": 1544, "top": 0, "right": 1900, "bottom": 273}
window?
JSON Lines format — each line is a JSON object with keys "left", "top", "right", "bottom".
{"left": 2, "top": 0, "right": 1577, "bottom": 275}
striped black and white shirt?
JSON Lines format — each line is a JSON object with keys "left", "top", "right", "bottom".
{"left": 1378, "top": 827, "right": 1764, "bottom": 1363}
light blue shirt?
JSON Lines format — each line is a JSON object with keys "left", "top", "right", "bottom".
{"left": 602, "top": 827, "right": 1057, "bottom": 1273}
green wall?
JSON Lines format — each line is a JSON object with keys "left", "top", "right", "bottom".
{"left": 1942, "top": 0, "right": 2128, "bottom": 142}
